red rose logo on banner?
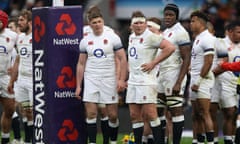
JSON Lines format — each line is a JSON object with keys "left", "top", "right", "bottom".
{"left": 33, "top": 16, "right": 46, "bottom": 43}
{"left": 58, "top": 119, "right": 79, "bottom": 141}
{"left": 55, "top": 13, "right": 76, "bottom": 35}
{"left": 56, "top": 66, "right": 76, "bottom": 88}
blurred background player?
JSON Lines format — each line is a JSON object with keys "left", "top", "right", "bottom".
{"left": 211, "top": 22, "right": 238, "bottom": 144}
{"left": 8, "top": 9, "right": 34, "bottom": 144}
{"left": 7, "top": 17, "right": 25, "bottom": 144}
{"left": 0, "top": 10, "right": 18, "bottom": 144}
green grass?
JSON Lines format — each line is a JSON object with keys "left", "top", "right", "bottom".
{"left": 96, "top": 133, "right": 225, "bottom": 144}
{"left": 7, "top": 131, "right": 225, "bottom": 144}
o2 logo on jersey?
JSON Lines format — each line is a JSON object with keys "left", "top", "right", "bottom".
{"left": 20, "top": 47, "right": 29, "bottom": 57}
{"left": 0, "top": 46, "right": 7, "bottom": 54}
{"left": 93, "top": 48, "right": 105, "bottom": 58}
{"left": 233, "top": 56, "right": 240, "bottom": 77}
{"left": 129, "top": 47, "right": 138, "bottom": 59}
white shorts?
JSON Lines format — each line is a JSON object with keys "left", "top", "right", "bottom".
{"left": 15, "top": 75, "right": 33, "bottom": 107}
{"left": 83, "top": 76, "right": 118, "bottom": 104}
{"left": 211, "top": 74, "right": 238, "bottom": 108}
{"left": 0, "top": 75, "right": 14, "bottom": 98}
{"left": 190, "top": 72, "right": 215, "bottom": 101}
{"left": 126, "top": 84, "right": 157, "bottom": 104}
{"left": 157, "top": 69, "right": 187, "bottom": 95}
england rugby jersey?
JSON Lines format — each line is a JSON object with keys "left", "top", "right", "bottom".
{"left": 79, "top": 28, "right": 123, "bottom": 78}
{"left": 160, "top": 22, "right": 191, "bottom": 73}
{"left": 191, "top": 30, "right": 215, "bottom": 76}
{"left": 212, "top": 36, "right": 236, "bottom": 80}
{"left": 212, "top": 36, "right": 229, "bottom": 68}
{"left": 128, "top": 28, "right": 164, "bottom": 85}
{"left": 17, "top": 33, "right": 32, "bottom": 77}
{"left": 228, "top": 42, "right": 240, "bottom": 78}
{"left": 0, "top": 28, "right": 17, "bottom": 75}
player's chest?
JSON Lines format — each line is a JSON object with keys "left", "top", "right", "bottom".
{"left": 17, "top": 37, "right": 32, "bottom": 57}
{"left": 86, "top": 38, "right": 113, "bottom": 54}
{"left": 0, "top": 35, "right": 15, "bottom": 52}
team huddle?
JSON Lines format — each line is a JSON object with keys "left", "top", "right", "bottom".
{"left": 0, "top": 2, "right": 240, "bottom": 144}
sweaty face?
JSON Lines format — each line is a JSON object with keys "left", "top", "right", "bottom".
{"left": 164, "top": 10, "right": 177, "bottom": 28}
{"left": 89, "top": 17, "right": 104, "bottom": 36}
{"left": 190, "top": 16, "right": 200, "bottom": 33}
{"left": 232, "top": 26, "right": 240, "bottom": 43}
{"left": 8, "top": 22, "right": 17, "bottom": 32}
{"left": 18, "top": 15, "right": 29, "bottom": 33}
{"left": 131, "top": 21, "right": 147, "bottom": 36}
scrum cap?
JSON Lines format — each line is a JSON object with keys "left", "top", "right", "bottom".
{"left": 0, "top": 10, "right": 8, "bottom": 28}
{"left": 164, "top": 4, "right": 179, "bottom": 19}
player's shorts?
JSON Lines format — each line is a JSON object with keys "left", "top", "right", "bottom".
{"left": 190, "top": 72, "right": 215, "bottom": 101}
{"left": 211, "top": 74, "right": 238, "bottom": 108}
{"left": 15, "top": 75, "right": 33, "bottom": 108}
{"left": 83, "top": 76, "right": 118, "bottom": 104}
{"left": 157, "top": 69, "right": 187, "bottom": 95}
{"left": 126, "top": 84, "right": 158, "bottom": 104}
{"left": 0, "top": 75, "right": 14, "bottom": 98}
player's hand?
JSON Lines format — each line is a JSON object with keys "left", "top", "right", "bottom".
{"left": 117, "top": 80, "right": 127, "bottom": 92}
{"left": 75, "top": 87, "right": 82, "bottom": 100}
{"left": 191, "top": 84, "right": 199, "bottom": 92}
{"left": 173, "top": 83, "right": 181, "bottom": 95}
{"left": 141, "top": 62, "right": 155, "bottom": 73}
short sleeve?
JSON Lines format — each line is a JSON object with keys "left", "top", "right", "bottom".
{"left": 79, "top": 39, "right": 87, "bottom": 53}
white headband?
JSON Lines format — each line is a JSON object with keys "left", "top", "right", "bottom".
{"left": 131, "top": 17, "right": 146, "bottom": 25}
{"left": 147, "top": 21, "right": 161, "bottom": 30}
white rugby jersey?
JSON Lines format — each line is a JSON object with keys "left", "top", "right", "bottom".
{"left": 17, "top": 33, "right": 32, "bottom": 77}
{"left": 212, "top": 36, "right": 229, "bottom": 68}
{"left": 213, "top": 36, "right": 236, "bottom": 81}
{"left": 0, "top": 28, "right": 17, "bottom": 75}
{"left": 228, "top": 42, "right": 240, "bottom": 77}
{"left": 160, "top": 22, "right": 191, "bottom": 72}
{"left": 191, "top": 30, "right": 215, "bottom": 76}
{"left": 128, "top": 28, "right": 164, "bottom": 85}
{"left": 79, "top": 28, "right": 123, "bottom": 78}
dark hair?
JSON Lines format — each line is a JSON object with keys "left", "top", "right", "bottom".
{"left": 190, "top": 10, "right": 209, "bottom": 22}
{"left": 131, "top": 11, "right": 145, "bottom": 19}
{"left": 19, "top": 9, "right": 32, "bottom": 22}
{"left": 87, "top": 6, "right": 103, "bottom": 22}
{"left": 164, "top": 3, "right": 179, "bottom": 19}
{"left": 225, "top": 20, "right": 240, "bottom": 31}
{"left": 147, "top": 17, "right": 161, "bottom": 25}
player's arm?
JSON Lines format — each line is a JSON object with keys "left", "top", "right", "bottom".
{"left": 192, "top": 53, "right": 214, "bottom": 92}
{"left": 212, "top": 57, "right": 228, "bottom": 75}
{"left": 201, "top": 54, "right": 214, "bottom": 77}
{"left": 7, "top": 55, "right": 20, "bottom": 94}
{"left": 141, "top": 39, "right": 175, "bottom": 72}
{"left": 221, "top": 61, "right": 240, "bottom": 72}
{"left": 174, "top": 44, "right": 191, "bottom": 94}
{"left": 115, "top": 48, "right": 128, "bottom": 92}
{"left": 75, "top": 53, "right": 87, "bottom": 99}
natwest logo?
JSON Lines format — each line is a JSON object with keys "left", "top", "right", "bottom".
{"left": 55, "top": 14, "right": 76, "bottom": 35}
{"left": 58, "top": 119, "right": 79, "bottom": 141}
{"left": 33, "top": 16, "right": 46, "bottom": 43}
{"left": 56, "top": 66, "right": 76, "bottom": 88}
